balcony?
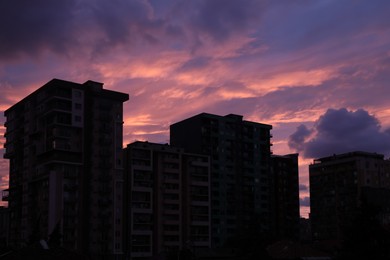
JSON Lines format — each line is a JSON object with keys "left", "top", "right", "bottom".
{"left": 2, "top": 189, "right": 9, "bottom": 201}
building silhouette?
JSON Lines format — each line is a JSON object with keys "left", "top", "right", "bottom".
{"left": 0, "top": 206, "right": 9, "bottom": 249}
{"left": 309, "top": 151, "right": 390, "bottom": 241}
{"left": 271, "top": 153, "right": 300, "bottom": 240}
{"left": 2, "top": 79, "right": 302, "bottom": 258}
{"left": 3, "top": 79, "right": 129, "bottom": 258}
{"left": 123, "top": 141, "right": 211, "bottom": 259}
{"left": 170, "top": 113, "right": 274, "bottom": 247}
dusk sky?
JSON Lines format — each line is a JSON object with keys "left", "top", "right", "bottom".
{"left": 1, "top": 0, "right": 390, "bottom": 217}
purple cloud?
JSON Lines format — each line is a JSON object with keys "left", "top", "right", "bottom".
{"left": 261, "top": 0, "right": 390, "bottom": 52}
{"left": 288, "top": 108, "right": 390, "bottom": 158}
{"left": 188, "top": 0, "right": 267, "bottom": 42}
{"left": 299, "top": 184, "right": 308, "bottom": 192}
{"left": 0, "top": 0, "right": 78, "bottom": 59}
{"left": 288, "top": 125, "right": 313, "bottom": 152}
{"left": 300, "top": 197, "right": 310, "bottom": 207}
{"left": 0, "top": 0, "right": 270, "bottom": 61}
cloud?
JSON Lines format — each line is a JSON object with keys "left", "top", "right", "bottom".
{"left": 0, "top": 0, "right": 270, "bottom": 61}
{"left": 299, "top": 184, "right": 308, "bottom": 191}
{"left": 177, "top": 57, "right": 212, "bottom": 72}
{"left": 300, "top": 196, "right": 310, "bottom": 207}
{"left": 188, "top": 0, "right": 267, "bottom": 43}
{"left": 0, "top": 0, "right": 78, "bottom": 59}
{"left": 88, "top": 0, "right": 165, "bottom": 47}
{"left": 262, "top": 0, "right": 390, "bottom": 53}
{"left": 288, "top": 125, "right": 313, "bottom": 152}
{"left": 0, "top": 0, "right": 171, "bottom": 61}
{"left": 288, "top": 108, "right": 390, "bottom": 158}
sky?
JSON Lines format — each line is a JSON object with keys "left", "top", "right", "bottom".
{"left": 1, "top": 0, "right": 390, "bottom": 217}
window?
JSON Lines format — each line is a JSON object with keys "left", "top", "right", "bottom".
{"left": 75, "top": 103, "right": 82, "bottom": 110}
{"left": 75, "top": 116, "right": 82, "bottom": 122}
{"left": 74, "top": 90, "right": 82, "bottom": 97}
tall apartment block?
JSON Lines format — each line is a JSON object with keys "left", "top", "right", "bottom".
{"left": 123, "top": 141, "right": 211, "bottom": 259}
{"left": 309, "top": 151, "right": 390, "bottom": 240}
{"left": 170, "top": 113, "right": 273, "bottom": 247}
{"left": 0, "top": 206, "right": 9, "bottom": 247}
{"left": 3, "top": 79, "right": 129, "bottom": 258}
{"left": 271, "top": 154, "right": 300, "bottom": 239}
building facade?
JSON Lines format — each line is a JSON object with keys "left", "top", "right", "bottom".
{"left": 3, "top": 79, "right": 129, "bottom": 258}
{"left": 170, "top": 113, "right": 273, "bottom": 247}
{"left": 309, "top": 151, "right": 390, "bottom": 240}
{"left": 271, "top": 154, "right": 300, "bottom": 240}
{"left": 123, "top": 141, "right": 211, "bottom": 259}
{"left": 0, "top": 206, "right": 9, "bottom": 248}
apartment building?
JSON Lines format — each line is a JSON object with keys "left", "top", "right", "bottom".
{"left": 170, "top": 113, "right": 273, "bottom": 247}
{"left": 309, "top": 151, "right": 390, "bottom": 240}
{"left": 3, "top": 79, "right": 129, "bottom": 258}
{"left": 0, "top": 206, "right": 9, "bottom": 248}
{"left": 123, "top": 141, "right": 211, "bottom": 259}
{"left": 271, "top": 153, "right": 300, "bottom": 240}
